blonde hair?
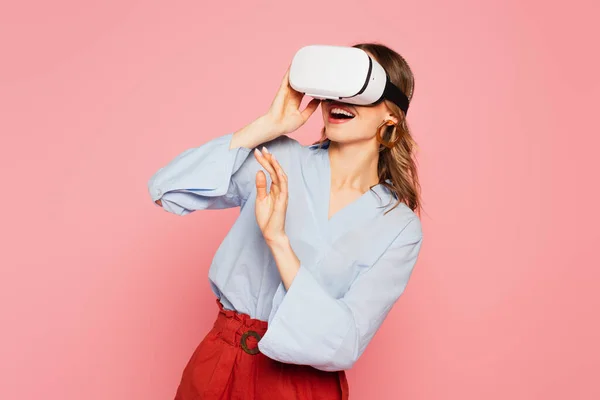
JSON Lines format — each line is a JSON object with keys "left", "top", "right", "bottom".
{"left": 313, "top": 42, "right": 422, "bottom": 216}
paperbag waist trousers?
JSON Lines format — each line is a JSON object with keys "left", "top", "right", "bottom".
{"left": 174, "top": 299, "right": 349, "bottom": 400}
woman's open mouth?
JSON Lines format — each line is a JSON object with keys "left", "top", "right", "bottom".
{"left": 328, "top": 107, "right": 356, "bottom": 124}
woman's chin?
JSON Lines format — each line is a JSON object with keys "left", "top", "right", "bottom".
{"left": 325, "top": 132, "right": 353, "bottom": 144}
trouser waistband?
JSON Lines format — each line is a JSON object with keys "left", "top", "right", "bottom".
{"left": 212, "top": 298, "right": 268, "bottom": 355}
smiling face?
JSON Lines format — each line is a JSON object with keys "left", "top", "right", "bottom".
{"left": 321, "top": 99, "right": 397, "bottom": 145}
{"left": 321, "top": 100, "right": 398, "bottom": 143}
{"left": 320, "top": 53, "right": 399, "bottom": 146}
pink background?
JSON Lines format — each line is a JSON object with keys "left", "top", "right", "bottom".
{"left": 1, "top": 1, "right": 599, "bottom": 399}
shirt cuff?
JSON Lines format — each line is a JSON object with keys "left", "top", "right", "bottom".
{"left": 258, "top": 265, "right": 351, "bottom": 369}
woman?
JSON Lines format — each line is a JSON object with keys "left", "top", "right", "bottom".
{"left": 148, "top": 42, "right": 423, "bottom": 400}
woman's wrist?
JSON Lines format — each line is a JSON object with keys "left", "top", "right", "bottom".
{"left": 265, "top": 233, "right": 289, "bottom": 249}
{"left": 265, "top": 234, "right": 300, "bottom": 290}
{"left": 230, "top": 114, "right": 285, "bottom": 150}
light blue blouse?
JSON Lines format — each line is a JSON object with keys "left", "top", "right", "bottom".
{"left": 147, "top": 132, "right": 423, "bottom": 372}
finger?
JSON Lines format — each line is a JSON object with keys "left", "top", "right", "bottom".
{"left": 270, "top": 66, "right": 292, "bottom": 112}
{"left": 262, "top": 152, "right": 281, "bottom": 197}
{"left": 254, "top": 148, "right": 279, "bottom": 193}
{"left": 274, "top": 186, "right": 287, "bottom": 212}
{"left": 255, "top": 170, "right": 268, "bottom": 200}
{"left": 254, "top": 147, "right": 278, "bottom": 184}
{"left": 301, "top": 98, "right": 321, "bottom": 121}
{"left": 270, "top": 153, "right": 288, "bottom": 199}
{"left": 270, "top": 158, "right": 288, "bottom": 215}
{"left": 281, "top": 64, "right": 291, "bottom": 90}
{"left": 282, "top": 63, "right": 304, "bottom": 100}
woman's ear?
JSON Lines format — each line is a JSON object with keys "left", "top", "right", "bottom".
{"left": 388, "top": 114, "right": 400, "bottom": 125}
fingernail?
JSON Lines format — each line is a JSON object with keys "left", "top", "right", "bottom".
{"left": 254, "top": 148, "right": 262, "bottom": 157}
{"left": 271, "top": 153, "right": 277, "bottom": 161}
{"left": 262, "top": 146, "right": 270, "bottom": 154}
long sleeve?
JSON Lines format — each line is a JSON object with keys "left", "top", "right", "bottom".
{"left": 257, "top": 217, "right": 423, "bottom": 371}
{"left": 147, "top": 132, "right": 298, "bottom": 215}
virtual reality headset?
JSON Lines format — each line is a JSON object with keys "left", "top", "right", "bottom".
{"left": 289, "top": 44, "right": 410, "bottom": 115}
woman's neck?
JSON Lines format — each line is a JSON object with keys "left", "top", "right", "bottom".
{"left": 328, "top": 140, "right": 380, "bottom": 192}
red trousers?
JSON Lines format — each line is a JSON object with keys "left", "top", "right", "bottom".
{"left": 174, "top": 299, "right": 349, "bottom": 400}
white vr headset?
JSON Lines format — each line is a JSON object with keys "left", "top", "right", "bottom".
{"left": 289, "top": 44, "right": 410, "bottom": 115}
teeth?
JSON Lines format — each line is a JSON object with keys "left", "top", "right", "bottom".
{"left": 330, "top": 108, "right": 355, "bottom": 117}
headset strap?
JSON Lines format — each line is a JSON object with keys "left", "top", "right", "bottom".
{"left": 382, "top": 74, "right": 410, "bottom": 115}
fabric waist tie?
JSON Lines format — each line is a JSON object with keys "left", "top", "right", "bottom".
{"left": 212, "top": 298, "right": 268, "bottom": 356}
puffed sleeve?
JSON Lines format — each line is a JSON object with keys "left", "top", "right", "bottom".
{"left": 147, "top": 132, "right": 299, "bottom": 215}
{"left": 257, "top": 217, "right": 423, "bottom": 371}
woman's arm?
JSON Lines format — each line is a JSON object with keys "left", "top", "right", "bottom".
{"left": 149, "top": 64, "right": 320, "bottom": 216}
{"left": 147, "top": 116, "right": 294, "bottom": 215}
{"left": 258, "top": 218, "right": 423, "bottom": 372}
{"left": 251, "top": 148, "right": 301, "bottom": 289}
{"left": 267, "top": 235, "right": 300, "bottom": 290}
{"left": 230, "top": 114, "right": 284, "bottom": 150}
{"left": 251, "top": 152, "right": 424, "bottom": 372}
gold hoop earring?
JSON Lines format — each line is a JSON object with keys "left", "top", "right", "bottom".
{"left": 376, "top": 120, "right": 401, "bottom": 149}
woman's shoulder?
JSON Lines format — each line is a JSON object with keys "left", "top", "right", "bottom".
{"left": 265, "top": 134, "right": 325, "bottom": 167}
{"left": 375, "top": 190, "right": 423, "bottom": 240}
{"left": 271, "top": 135, "right": 327, "bottom": 152}
{"left": 262, "top": 134, "right": 310, "bottom": 154}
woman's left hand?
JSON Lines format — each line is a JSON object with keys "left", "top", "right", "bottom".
{"left": 253, "top": 146, "right": 289, "bottom": 244}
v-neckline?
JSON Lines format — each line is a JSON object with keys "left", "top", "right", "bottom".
{"left": 322, "top": 142, "right": 380, "bottom": 223}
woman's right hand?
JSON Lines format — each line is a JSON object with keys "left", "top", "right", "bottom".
{"left": 263, "top": 66, "right": 321, "bottom": 136}
{"left": 230, "top": 66, "right": 321, "bottom": 150}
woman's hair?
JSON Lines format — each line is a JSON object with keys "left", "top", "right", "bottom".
{"left": 313, "top": 42, "right": 422, "bottom": 216}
